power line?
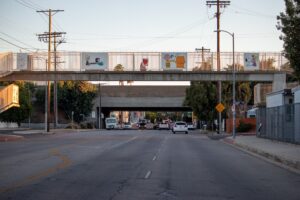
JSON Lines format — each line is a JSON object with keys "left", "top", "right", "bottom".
{"left": 14, "top": 0, "right": 38, "bottom": 11}
{"left": 0, "top": 36, "right": 34, "bottom": 52}
{"left": 0, "top": 31, "right": 38, "bottom": 50}
{"left": 118, "top": 18, "right": 213, "bottom": 50}
{"left": 15, "top": 0, "right": 65, "bottom": 33}
{"left": 24, "top": 0, "right": 45, "bottom": 10}
{"left": 230, "top": 4, "right": 275, "bottom": 18}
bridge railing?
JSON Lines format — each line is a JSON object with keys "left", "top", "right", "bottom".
{"left": 0, "top": 51, "right": 290, "bottom": 73}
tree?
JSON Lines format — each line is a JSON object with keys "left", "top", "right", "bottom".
{"left": 186, "top": 81, "right": 253, "bottom": 121}
{"left": 260, "top": 58, "right": 276, "bottom": 71}
{"left": 57, "top": 81, "right": 97, "bottom": 123}
{"left": 237, "top": 82, "right": 252, "bottom": 118}
{"left": 0, "top": 81, "right": 34, "bottom": 126}
{"left": 145, "top": 112, "right": 158, "bottom": 123}
{"left": 184, "top": 82, "right": 217, "bottom": 129}
{"left": 277, "top": 0, "right": 300, "bottom": 81}
{"left": 221, "top": 82, "right": 252, "bottom": 118}
{"left": 34, "top": 81, "right": 97, "bottom": 123}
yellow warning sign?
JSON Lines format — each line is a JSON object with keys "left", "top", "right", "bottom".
{"left": 215, "top": 103, "right": 225, "bottom": 113}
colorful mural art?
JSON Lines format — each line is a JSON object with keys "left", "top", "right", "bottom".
{"left": 161, "top": 52, "right": 187, "bottom": 70}
{"left": 244, "top": 53, "right": 260, "bottom": 70}
{"left": 81, "top": 52, "right": 108, "bottom": 70}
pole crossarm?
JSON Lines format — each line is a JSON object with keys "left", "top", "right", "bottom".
{"left": 206, "top": 1, "right": 230, "bottom": 7}
{"left": 37, "top": 10, "right": 64, "bottom": 14}
{"left": 37, "top": 32, "right": 66, "bottom": 43}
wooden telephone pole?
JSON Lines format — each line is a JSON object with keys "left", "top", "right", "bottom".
{"left": 206, "top": 0, "right": 230, "bottom": 133}
{"left": 195, "top": 47, "right": 211, "bottom": 67}
{"left": 37, "top": 9, "right": 64, "bottom": 132}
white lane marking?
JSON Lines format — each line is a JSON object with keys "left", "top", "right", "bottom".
{"left": 152, "top": 156, "right": 157, "bottom": 161}
{"left": 110, "top": 136, "right": 138, "bottom": 149}
{"left": 144, "top": 171, "right": 152, "bottom": 179}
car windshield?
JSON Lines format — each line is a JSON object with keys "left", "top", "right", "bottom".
{"left": 176, "top": 122, "right": 186, "bottom": 125}
{"left": 106, "top": 119, "right": 116, "bottom": 123}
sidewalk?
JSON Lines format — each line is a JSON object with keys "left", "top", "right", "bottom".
{"left": 223, "top": 135, "right": 300, "bottom": 174}
{"left": 0, "top": 128, "right": 91, "bottom": 142}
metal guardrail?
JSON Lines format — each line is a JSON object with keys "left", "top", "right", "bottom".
{"left": 0, "top": 51, "right": 290, "bottom": 73}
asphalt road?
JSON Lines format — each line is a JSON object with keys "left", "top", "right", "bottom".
{"left": 0, "top": 130, "right": 299, "bottom": 200}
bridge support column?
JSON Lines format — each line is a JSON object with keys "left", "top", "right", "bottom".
{"left": 272, "top": 73, "right": 286, "bottom": 92}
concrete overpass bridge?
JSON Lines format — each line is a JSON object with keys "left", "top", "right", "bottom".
{"left": 0, "top": 51, "right": 289, "bottom": 91}
{"left": 0, "top": 51, "right": 290, "bottom": 128}
{"left": 99, "top": 85, "right": 190, "bottom": 113}
{"left": 0, "top": 70, "right": 287, "bottom": 92}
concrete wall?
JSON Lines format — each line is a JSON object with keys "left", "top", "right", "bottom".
{"left": 0, "top": 122, "right": 18, "bottom": 128}
{"left": 266, "top": 89, "right": 293, "bottom": 108}
{"left": 266, "top": 93, "right": 284, "bottom": 108}
{"left": 226, "top": 118, "right": 256, "bottom": 133}
{"left": 101, "top": 97, "right": 185, "bottom": 108}
{"left": 292, "top": 86, "right": 300, "bottom": 103}
{"left": 92, "top": 86, "right": 190, "bottom": 117}
{"left": 292, "top": 86, "right": 300, "bottom": 142}
{"left": 99, "top": 86, "right": 187, "bottom": 108}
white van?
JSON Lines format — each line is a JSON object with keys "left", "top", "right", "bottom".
{"left": 247, "top": 108, "right": 258, "bottom": 118}
{"left": 105, "top": 117, "right": 118, "bottom": 129}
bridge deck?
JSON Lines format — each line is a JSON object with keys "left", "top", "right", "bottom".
{"left": 0, "top": 70, "right": 286, "bottom": 82}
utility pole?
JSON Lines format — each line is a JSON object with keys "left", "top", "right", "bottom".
{"left": 53, "top": 33, "right": 65, "bottom": 128}
{"left": 195, "top": 47, "right": 211, "bottom": 68}
{"left": 37, "top": 9, "right": 64, "bottom": 132}
{"left": 206, "top": 0, "right": 230, "bottom": 133}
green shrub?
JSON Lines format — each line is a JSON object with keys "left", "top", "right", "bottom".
{"left": 236, "top": 121, "right": 253, "bottom": 132}
{"left": 65, "top": 123, "right": 80, "bottom": 129}
{"left": 79, "top": 121, "right": 95, "bottom": 129}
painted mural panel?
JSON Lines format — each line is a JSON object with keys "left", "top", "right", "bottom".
{"left": 244, "top": 53, "right": 260, "bottom": 70}
{"left": 161, "top": 52, "right": 187, "bottom": 70}
{"left": 81, "top": 52, "right": 108, "bottom": 70}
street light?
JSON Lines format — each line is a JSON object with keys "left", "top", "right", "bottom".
{"left": 214, "top": 30, "right": 236, "bottom": 139}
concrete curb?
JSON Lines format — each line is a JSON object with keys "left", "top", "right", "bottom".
{"left": 0, "top": 134, "right": 24, "bottom": 142}
{"left": 222, "top": 137, "right": 300, "bottom": 175}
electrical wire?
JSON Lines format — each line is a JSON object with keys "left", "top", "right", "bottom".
{"left": 14, "top": 0, "right": 65, "bottom": 33}
{"left": 230, "top": 4, "right": 276, "bottom": 19}
{"left": 24, "top": 0, "right": 44, "bottom": 10}
{"left": 0, "top": 37, "right": 35, "bottom": 52}
{"left": 14, "top": 0, "right": 39, "bottom": 11}
{"left": 0, "top": 31, "right": 38, "bottom": 50}
{"left": 117, "top": 18, "right": 213, "bottom": 51}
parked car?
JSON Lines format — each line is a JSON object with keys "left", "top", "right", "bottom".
{"left": 138, "top": 119, "right": 147, "bottom": 129}
{"left": 158, "top": 123, "right": 169, "bottom": 130}
{"left": 172, "top": 121, "right": 188, "bottom": 134}
{"left": 145, "top": 123, "right": 154, "bottom": 129}
{"left": 187, "top": 122, "right": 196, "bottom": 130}
{"left": 123, "top": 122, "right": 132, "bottom": 129}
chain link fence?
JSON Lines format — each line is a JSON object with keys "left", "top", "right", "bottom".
{"left": 256, "top": 103, "right": 300, "bottom": 144}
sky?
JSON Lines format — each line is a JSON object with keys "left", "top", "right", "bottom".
{"left": 0, "top": 0, "right": 286, "bottom": 53}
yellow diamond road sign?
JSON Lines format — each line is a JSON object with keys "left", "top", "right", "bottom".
{"left": 215, "top": 103, "right": 225, "bottom": 113}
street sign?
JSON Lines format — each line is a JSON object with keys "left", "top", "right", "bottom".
{"left": 231, "top": 105, "right": 235, "bottom": 112}
{"left": 215, "top": 103, "right": 225, "bottom": 113}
